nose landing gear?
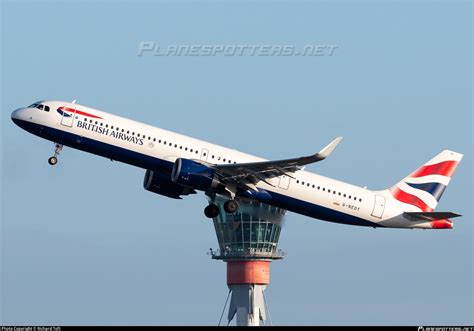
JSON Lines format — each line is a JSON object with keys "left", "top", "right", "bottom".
{"left": 48, "top": 143, "right": 63, "bottom": 166}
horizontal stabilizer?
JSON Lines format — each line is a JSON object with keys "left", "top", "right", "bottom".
{"left": 403, "top": 211, "right": 462, "bottom": 221}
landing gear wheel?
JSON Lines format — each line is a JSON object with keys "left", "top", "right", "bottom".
{"left": 48, "top": 143, "right": 63, "bottom": 166}
{"left": 48, "top": 156, "right": 58, "bottom": 166}
{"left": 204, "top": 204, "right": 220, "bottom": 218}
{"left": 224, "top": 199, "right": 239, "bottom": 213}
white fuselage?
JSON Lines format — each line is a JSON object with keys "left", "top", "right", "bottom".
{"left": 11, "top": 100, "right": 446, "bottom": 229}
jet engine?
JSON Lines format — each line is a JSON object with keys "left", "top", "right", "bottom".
{"left": 171, "top": 158, "right": 220, "bottom": 191}
{"left": 143, "top": 169, "right": 196, "bottom": 199}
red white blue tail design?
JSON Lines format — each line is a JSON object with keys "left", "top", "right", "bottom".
{"left": 390, "top": 150, "right": 463, "bottom": 212}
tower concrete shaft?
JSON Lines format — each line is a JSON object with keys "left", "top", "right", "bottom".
{"left": 227, "top": 284, "right": 267, "bottom": 326}
{"left": 226, "top": 260, "right": 270, "bottom": 326}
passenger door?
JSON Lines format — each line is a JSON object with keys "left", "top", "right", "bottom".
{"left": 371, "top": 195, "right": 386, "bottom": 218}
{"left": 60, "top": 105, "right": 76, "bottom": 127}
{"left": 200, "top": 148, "right": 209, "bottom": 162}
{"left": 278, "top": 175, "right": 291, "bottom": 190}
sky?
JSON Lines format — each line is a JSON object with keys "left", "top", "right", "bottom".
{"left": 1, "top": 0, "right": 472, "bottom": 326}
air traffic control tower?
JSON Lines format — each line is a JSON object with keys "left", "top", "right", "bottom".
{"left": 208, "top": 195, "right": 286, "bottom": 326}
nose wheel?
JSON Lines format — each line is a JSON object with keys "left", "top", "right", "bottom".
{"left": 48, "top": 156, "right": 58, "bottom": 165}
{"left": 48, "top": 143, "right": 63, "bottom": 166}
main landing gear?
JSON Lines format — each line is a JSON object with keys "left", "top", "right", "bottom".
{"left": 204, "top": 204, "right": 220, "bottom": 218}
{"left": 204, "top": 199, "right": 240, "bottom": 218}
{"left": 224, "top": 199, "right": 239, "bottom": 213}
{"left": 48, "top": 143, "right": 63, "bottom": 166}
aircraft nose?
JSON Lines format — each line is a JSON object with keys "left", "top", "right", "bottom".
{"left": 11, "top": 108, "right": 28, "bottom": 126}
{"left": 11, "top": 108, "right": 21, "bottom": 119}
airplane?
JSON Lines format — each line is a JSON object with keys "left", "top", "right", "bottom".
{"left": 11, "top": 100, "right": 464, "bottom": 229}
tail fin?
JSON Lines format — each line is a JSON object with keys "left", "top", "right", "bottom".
{"left": 389, "top": 150, "right": 463, "bottom": 212}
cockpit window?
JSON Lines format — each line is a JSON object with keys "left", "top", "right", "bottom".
{"left": 28, "top": 103, "right": 50, "bottom": 112}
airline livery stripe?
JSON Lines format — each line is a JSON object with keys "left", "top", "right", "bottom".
{"left": 409, "top": 160, "right": 459, "bottom": 178}
{"left": 403, "top": 174, "right": 451, "bottom": 186}
{"left": 405, "top": 182, "right": 447, "bottom": 201}
{"left": 390, "top": 187, "right": 434, "bottom": 212}
{"left": 58, "top": 107, "right": 103, "bottom": 119}
{"left": 397, "top": 182, "right": 437, "bottom": 209}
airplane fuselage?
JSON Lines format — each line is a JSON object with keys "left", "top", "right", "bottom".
{"left": 11, "top": 100, "right": 460, "bottom": 229}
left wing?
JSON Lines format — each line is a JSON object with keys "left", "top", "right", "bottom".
{"left": 213, "top": 137, "right": 342, "bottom": 191}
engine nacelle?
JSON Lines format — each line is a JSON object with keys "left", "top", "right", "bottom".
{"left": 143, "top": 169, "right": 195, "bottom": 199}
{"left": 171, "top": 158, "right": 219, "bottom": 191}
